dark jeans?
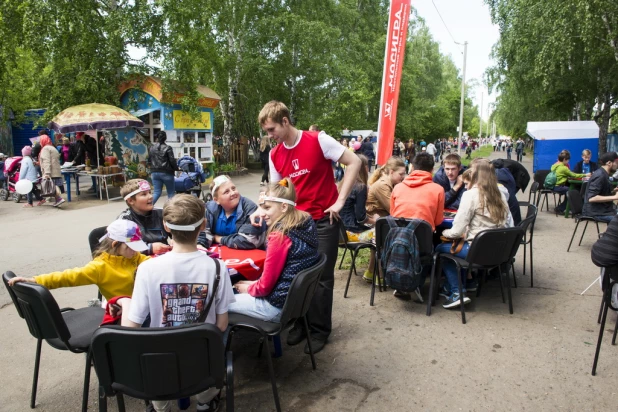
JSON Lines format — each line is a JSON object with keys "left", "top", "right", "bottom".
{"left": 151, "top": 171, "right": 175, "bottom": 205}
{"left": 261, "top": 161, "right": 269, "bottom": 184}
{"left": 516, "top": 150, "right": 523, "bottom": 162}
{"left": 553, "top": 185, "right": 569, "bottom": 211}
{"left": 594, "top": 215, "right": 614, "bottom": 223}
{"left": 297, "top": 216, "right": 339, "bottom": 341}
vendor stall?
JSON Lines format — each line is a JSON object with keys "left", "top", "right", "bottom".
{"left": 527, "top": 121, "right": 599, "bottom": 172}
{"left": 112, "top": 76, "right": 221, "bottom": 180}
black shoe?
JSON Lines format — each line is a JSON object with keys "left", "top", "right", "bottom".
{"left": 304, "top": 337, "right": 327, "bottom": 354}
{"left": 286, "top": 326, "right": 306, "bottom": 346}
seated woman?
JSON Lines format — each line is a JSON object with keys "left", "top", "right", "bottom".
{"left": 198, "top": 175, "right": 265, "bottom": 249}
{"left": 118, "top": 179, "right": 171, "bottom": 255}
{"left": 366, "top": 156, "right": 407, "bottom": 218}
{"left": 436, "top": 161, "right": 511, "bottom": 309}
{"left": 230, "top": 178, "right": 319, "bottom": 322}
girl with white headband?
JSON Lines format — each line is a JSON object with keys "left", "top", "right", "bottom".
{"left": 118, "top": 179, "right": 172, "bottom": 255}
{"left": 230, "top": 178, "right": 320, "bottom": 322}
{"left": 197, "top": 175, "right": 266, "bottom": 250}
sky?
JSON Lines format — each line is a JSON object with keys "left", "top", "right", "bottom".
{"left": 412, "top": 0, "right": 500, "bottom": 121}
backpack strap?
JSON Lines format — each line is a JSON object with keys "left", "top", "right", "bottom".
{"left": 197, "top": 259, "right": 221, "bottom": 323}
{"left": 386, "top": 215, "right": 399, "bottom": 229}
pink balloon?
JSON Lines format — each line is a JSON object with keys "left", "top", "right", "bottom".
{"left": 353, "top": 142, "right": 361, "bottom": 150}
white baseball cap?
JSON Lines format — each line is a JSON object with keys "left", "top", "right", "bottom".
{"left": 99, "top": 220, "right": 148, "bottom": 252}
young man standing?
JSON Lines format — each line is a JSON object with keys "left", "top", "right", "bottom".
{"left": 257, "top": 101, "right": 361, "bottom": 354}
{"left": 515, "top": 138, "right": 525, "bottom": 162}
{"left": 583, "top": 151, "right": 618, "bottom": 223}
{"left": 433, "top": 153, "right": 466, "bottom": 210}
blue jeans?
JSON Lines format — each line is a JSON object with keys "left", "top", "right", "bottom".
{"left": 151, "top": 172, "right": 175, "bottom": 205}
{"left": 594, "top": 214, "right": 614, "bottom": 223}
{"left": 435, "top": 241, "right": 470, "bottom": 295}
{"left": 553, "top": 185, "right": 569, "bottom": 210}
{"left": 228, "top": 294, "right": 282, "bottom": 322}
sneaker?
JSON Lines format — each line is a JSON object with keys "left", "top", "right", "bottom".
{"left": 52, "top": 198, "right": 65, "bottom": 207}
{"left": 438, "top": 285, "right": 450, "bottom": 299}
{"left": 36, "top": 199, "right": 46, "bottom": 206}
{"left": 442, "top": 293, "right": 471, "bottom": 309}
{"left": 393, "top": 290, "right": 411, "bottom": 300}
{"left": 286, "top": 325, "right": 306, "bottom": 346}
{"left": 362, "top": 270, "right": 373, "bottom": 283}
{"left": 466, "top": 279, "right": 478, "bottom": 292}
{"left": 197, "top": 391, "right": 221, "bottom": 411}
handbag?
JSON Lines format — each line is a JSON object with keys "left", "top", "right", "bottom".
{"left": 40, "top": 176, "right": 57, "bottom": 197}
{"left": 440, "top": 236, "right": 466, "bottom": 254}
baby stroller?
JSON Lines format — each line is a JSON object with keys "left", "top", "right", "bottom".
{"left": 0, "top": 156, "right": 24, "bottom": 202}
{"left": 175, "top": 156, "right": 210, "bottom": 201}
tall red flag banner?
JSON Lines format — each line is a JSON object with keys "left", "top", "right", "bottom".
{"left": 377, "top": 0, "right": 412, "bottom": 165}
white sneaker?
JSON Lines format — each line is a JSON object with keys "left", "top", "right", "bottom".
{"left": 53, "top": 198, "right": 65, "bottom": 207}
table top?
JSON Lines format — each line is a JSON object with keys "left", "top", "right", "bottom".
{"left": 77, "top": 171, "right": 125, "bottom": 178}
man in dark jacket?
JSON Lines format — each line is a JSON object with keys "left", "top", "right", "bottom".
{"left": 359, "top": 137, "right": 375, "bottom": 170}
{"left": 149, "top": 131, "right": 178, "bottom": 205}
{"left": 69, "top": 132, "right": 87, "bottom": 165}
{"left": 433, "top": 153, "right": 466, "bottom": 210}
{"left": 582, "top": 151, "right": 618, "bottom": 223}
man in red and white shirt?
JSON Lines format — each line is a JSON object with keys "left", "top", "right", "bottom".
{"left": 256, "top": 100, "right": 361, "bottom": 354}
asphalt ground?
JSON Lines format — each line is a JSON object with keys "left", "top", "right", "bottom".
{"left": 0, "top": 149, "right": 616, "bottom": 411}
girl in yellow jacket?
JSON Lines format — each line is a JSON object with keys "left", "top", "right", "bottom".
{"left": 8, "top": 220, "right": 150, "bottom": 299}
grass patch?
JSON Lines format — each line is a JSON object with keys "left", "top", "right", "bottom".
{"left": 460, "top": 144, "right": 495, "bottom": 166}
{"left": 336, "top": 247, "right": 373, "bottom": 272}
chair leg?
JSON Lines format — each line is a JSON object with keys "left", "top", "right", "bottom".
{"left": 116, "top": 393, "right": 126, "bottom": 412}
{"left": 261, "top": 334, "right": 281, "bottom": 412}
{"left": 476, "top": 269, "right": 485, "bottom": 298}
{"left": 343, "top": 251, "right": 355, "bottom": 298}
{"left": 497, "top": 266, "right": 506, "bottom": 303}
{"left": 592, "top": 288, "right": 611, "bottom": 376}
{"left": 522, "top": 238, "right": 527, "bottom": 277}
{"left": 529, "top": 242, "right": 534, "bottom": 288}
{"left": 370, "top": 257, "right": 379, "bottom": 306}
{"left": 426, "top": 256, "right": 437, "bottom": 316}
{"left": 303, "top": 316, "right": 317, "bottom": 370}
{"left": 595, "top": 221, "right": 600, "bottom": 238}
{"left": 456, "top": 263, "right": 466, "bottom": 324}
{"left": 505, "top": 263, "right": 514, "bottom": 314}
{"left": 338, "top": 249, "right": 347, "bottom": 270}
{"left": 82, "top": 350, "right": 92, "bottom": 412}
{"left": 567, "top": 220, "right": 581, "bottom": 251}
{"left": 612, "top": 315, "right": 618, "bottom": 346}
{"left": 226, "top": 351, "right": 234, "bottom": 412}
{"left": 598, "top": 298, "right": 605, "bottom": 324}
{"left": 98, "top": 386, "right": 107, "bottom": 412}
{"left": 30, "top": 338, "right": 43, "bottom": 409}
{"left": 512, "top": 261, "right": 518, "bottom": 288}
{"left": 578, "top": 221, "right": 589, "bottom": 246}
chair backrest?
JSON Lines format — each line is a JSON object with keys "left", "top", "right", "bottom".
{"left": 375, "top": 217, "right": 434, "bottom": 258}
{"left": 337, "top": 220, "right": 349, "bottom": 246}
{"left": 91, "top": 323, "right": 224, "bottom": 401}
{"left": 528, "top": 182, "right": 540, "bottom": 203}
{"left": 466, "top": 227, "right": 525, "bottom": 267}
{"left": 567, "top": 190, "right": 583, "bottom": 215}
{"left": 88, "top": 226, "right": 108, "bottom": 257}
{"left": 534, "top": 170, "right": 551, "bottom": 185}
{"left": 278, "top": 254, "right": 327, "bottom": 328}
{"left": 2, "top": 271, "right": 72, "bottom": 342}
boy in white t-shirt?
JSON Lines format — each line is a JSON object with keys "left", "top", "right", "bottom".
{"left": 118, "top": 194, "right": 235, "bottom": 412}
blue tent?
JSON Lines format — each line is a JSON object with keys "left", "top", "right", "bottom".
{"left": 526, "top": 121, "right": 599, "bottom": 173}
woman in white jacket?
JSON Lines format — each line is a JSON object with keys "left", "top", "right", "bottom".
{"left": 436, "top": 160, "right": 510, "bottom": 308}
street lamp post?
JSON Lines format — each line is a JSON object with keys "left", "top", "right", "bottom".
{"left": 455, "top": 41, "right": 468, "bottom": 156}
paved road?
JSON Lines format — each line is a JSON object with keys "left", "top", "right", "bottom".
{"left": 1, "top": 155, "right": 616, "bottom": 411}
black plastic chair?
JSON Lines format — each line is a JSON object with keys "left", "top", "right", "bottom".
{"left": 566, "top": 190, "right": 603, "bottom": 251}
{"left": 225, "top": 254, "right": 326, "bottom": 412}
{"left": 592, "top": 265, "right": 618, "bottom": 376}
{"left": 91, "top": 323, "right": 233, "bottom": 412}
{"left": 88, "top": 226, "right": 107, "bottom": 301}
{"left": 339, "top": 222, "right": 376, "bottom": 299}
{"left": 518, "top": 181, "right": 539, "bottom": 207}
{"left": 2, "top": 271, "right": 104, "bottom": 411}
{"left": 534, "top": 170, "right": 557, "bottom": 212}
{"left": 518, "top": 204, "right": 538, "bottom": 287}
{"left": 426, "top": 227, "right": 525, "bottom": 323}
{"left": 374, "top": 217, "right": 434, "bottom": 306}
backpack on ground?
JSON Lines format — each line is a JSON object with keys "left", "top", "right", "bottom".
{"left": 544, "top": 170, "right": 557, "bottom": 189}
{"left": 380, "top": 217, "right": 424, "bottom": 293}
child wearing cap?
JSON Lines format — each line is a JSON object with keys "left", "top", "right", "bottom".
{"left": 117, "top": 194, "right": 235, "bottom": 411}
{"left": 230, "top": 178, "right": 319, "bottom": 322}
{"left": 19, "top": 145, "right": 41, "bottom": 208}
{"left": 8, "top": 220, "right": 150, "bottom": 300}
{"left": 118, "top": 179, "right": 171, "bottom": 255}
{"left": 197, "top": 175, "right": 266, "bottom": 250}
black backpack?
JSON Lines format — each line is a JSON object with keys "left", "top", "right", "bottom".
{"left": 380, "top": 217, "right": 424, "bottom": 292}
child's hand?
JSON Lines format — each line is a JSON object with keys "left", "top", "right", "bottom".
{"left": 109, "top": 303, "right": 122, "bottom": 318}
{"left": 8, "top": 276, "right": 36, "bottom": 286}
{"left": 152, "top": 242, "right": 172, "bottom": 255}
{"left": 234, "top": 283, "right": 251, "bottom": 294}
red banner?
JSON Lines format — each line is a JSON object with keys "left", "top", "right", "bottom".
{"left": 377, "top": 0, "right": 412, "bottom": 165}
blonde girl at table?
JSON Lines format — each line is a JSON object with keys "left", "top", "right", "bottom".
{"left": 231, "top": 178, "right": 319, "bottom": 321}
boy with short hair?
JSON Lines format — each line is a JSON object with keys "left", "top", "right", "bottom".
{"left": 433, "top": 153, "right": 466, "bottom": 210}
{"left": 120, "top": 194, "right": 235, "bottom": 412}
